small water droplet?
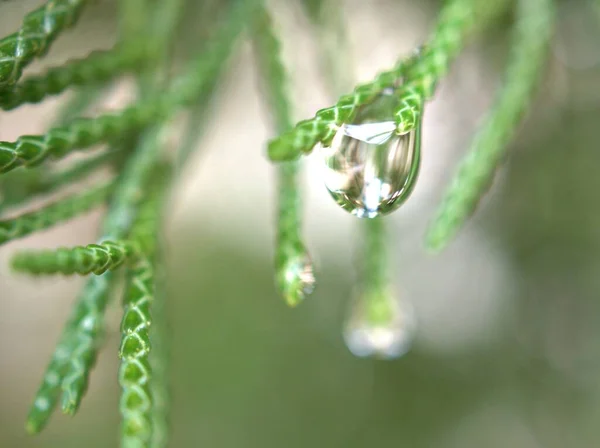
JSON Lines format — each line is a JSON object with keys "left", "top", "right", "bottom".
{"left": 322, "top": 90, "right": 422, "bottom": 218}
{"left": 344, "top": 290, "right": 416, "bottom": 359}
{"left": 278, "top": 253, "right": 315, "bottom": 307}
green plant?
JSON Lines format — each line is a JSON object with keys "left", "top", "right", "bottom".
{"left": 0, "top": 0, "right": 556, "bottom": 446}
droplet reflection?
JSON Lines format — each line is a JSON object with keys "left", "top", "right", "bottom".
{"left": 322, "top": 89, "right": 422, "bottom": 218}
{"left": 344, "top": 290, "right": 416, "bottom": 359}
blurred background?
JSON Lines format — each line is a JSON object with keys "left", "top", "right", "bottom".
{"left": 2, "top": 0, "right": 600, "bottom": 446}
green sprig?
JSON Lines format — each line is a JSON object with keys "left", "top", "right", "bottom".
{"left": 118, "top": 172, "right": 167, "bottom": 448}
{"left": 26, "top": 274, "right": 113, "bottom": 430}
{"left": 0, "top": 183, "right": 111, "bottom": 246}
{"left": 426, "top": 0, "right": 555, "bottom": 251}
{"left": 0, "top": 45, "right": 148, "bottom": 110}
{"left": 0, "top": 0, "right": 89, "bottom": 89}
{"left": 253, "top": 3, "right": 314, "bottom": 306}
{"left": 119, "top": 255, "right": 155, "bottom": 447}
{"left": 0, "top": 0, "right": 559, "bottom": 445}
{"left": 11, "top": 240, "right": 139, "bottom": 275}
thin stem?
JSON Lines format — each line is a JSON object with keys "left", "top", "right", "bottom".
{"left": 344, "top": 217, "right": 413, "bottom": 359}
{"left": 175, "top": 4, "right": 229, "bottom": 171}
{"left": 25, "top": 273, "right": 112, "bottom": 432}
{"left": 176, "top": 85, "right": 218, "bottom": 170}
{"left": 426, "top": 0, "right": 555, "bottom": 251}
{"left": 253, "top": 3, "right": 314, "bottom": 306}
{"left": 119, "top": 0, "right": 153, "bottom": 43}
{"left": 0, "top": 150, "right": 117, "bottom": 211}
{"left": 362, "top": 217, "right": 387, "bottom": 302}
{"left": 54, "top": 86, "right": 109, "bottom": 126}
{"left": 301, "top": 0, "right": 353, "bottom": 96}
{"left": 11, "top": 240, "right": 139, "bottom": 275}
{"left": 0, "top": 183, "right": 112, "bottom": 246}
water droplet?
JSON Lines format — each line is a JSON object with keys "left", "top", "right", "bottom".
{"left": 344, "top": 290, "right": 416, "bottom": 359}
{"left": 278, "top": 253, "right": 315, "bottom": 307}
{"left": 322, "top": 89, "right": 422, "bottom": 218}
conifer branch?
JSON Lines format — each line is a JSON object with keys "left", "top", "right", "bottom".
{"left": 0, "top": 0, "right": 254, "bottom": 175}
{"left": 24, "top": 0, "right": 202, "bottom": 430}
{"left": 0, "top": 0, "right": 559, "bottom": 444}
{"left": 24, "top": 127, "right": 164, "bottom": 430}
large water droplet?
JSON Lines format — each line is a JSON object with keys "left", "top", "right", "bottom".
{"left": 322, "top": 89, "right": 422, "bottom": 218}
{"left": 343, "top": 290, "right": 416, "bottom": 359}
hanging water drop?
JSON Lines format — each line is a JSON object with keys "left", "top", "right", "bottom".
{"left": 343, "top": 290, "right": 416, "bottom": 359}
{"left": 277, "top": 252, "right": 315, "bottom": 307}
{"left": 322, "top": 89, "right": 422, "bottom": 218}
